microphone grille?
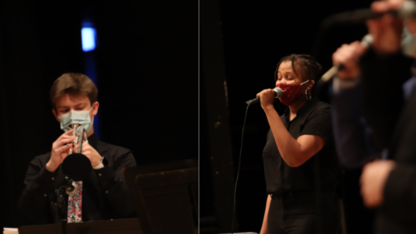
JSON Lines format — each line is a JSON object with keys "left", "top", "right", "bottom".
{"left": 400, "top": 1, "right": 416, "bottom": 19}
{"left": 361, "top": 34, "right": 373, "bottom": 48}
{"left": 274, "top": 87, "right": 283, "bottom": 98}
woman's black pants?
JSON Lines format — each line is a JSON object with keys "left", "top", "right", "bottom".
{"left": 267, "top": 191, "right": 340, "bottom": 234}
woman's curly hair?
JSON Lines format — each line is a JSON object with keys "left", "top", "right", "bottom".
{"left": 274, "top": 54, "right": 323, "bottom": 82}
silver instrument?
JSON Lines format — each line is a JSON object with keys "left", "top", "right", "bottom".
{"left": 68, "top": 123, "right": 88, "bottom": 155}
{"left": 65, "top": 124, "right": 88, "bottom": 194}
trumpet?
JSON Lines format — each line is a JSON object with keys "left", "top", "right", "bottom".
{"left": 69, "top": 123, "right": 88, "bottom": 155}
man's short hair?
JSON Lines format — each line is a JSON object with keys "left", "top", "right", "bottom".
{"left": 50, "top": 73, "right": 98, "bottom": 110}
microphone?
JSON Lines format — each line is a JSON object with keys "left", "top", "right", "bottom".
{"left": 321, "top": 34, "right": 374, "bottom": 83}
{"left": 325, "top": 1, "right": 416, "bottom": 25}
{"left": 246, "top": 87, "right": 283, "bottom": 105}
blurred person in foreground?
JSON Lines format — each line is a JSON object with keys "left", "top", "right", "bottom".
{"left": 331, "top": 0, "right": 416, "bottom": 232}
{"left": 18, "top": 73, "right": 137, "bottom": 224}
{"left": 257, "top": 54, "right": 340, "bottom": 234}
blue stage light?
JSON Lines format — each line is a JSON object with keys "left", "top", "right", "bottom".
{"left": 81, "top": 27, "right": 96, "bottom": 52}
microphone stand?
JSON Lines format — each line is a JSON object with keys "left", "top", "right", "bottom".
{"left": 51, "top": 179, "right": 73, "bottom": 234}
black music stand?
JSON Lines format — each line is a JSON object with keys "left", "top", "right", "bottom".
{"left": 18, "top": 218, "right": 142, "bottom": 234}
{"left": 124, "top": 160, "right": 198, "bottom": 234}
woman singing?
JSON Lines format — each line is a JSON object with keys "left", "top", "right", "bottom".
{"left": 258, "top": 54, "right": 340, "bottom": 234}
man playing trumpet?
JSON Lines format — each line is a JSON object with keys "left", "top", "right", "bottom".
{"left": 18, "top": 73, "right": 137, "bottom": 224}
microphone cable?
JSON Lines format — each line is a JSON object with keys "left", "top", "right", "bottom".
{"left": 230, "top": 102, "right": 251, "bottom": 234}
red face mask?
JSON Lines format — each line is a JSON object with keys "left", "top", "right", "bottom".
{"left": 276, "top": 80, "right": 309, "bottom": 106}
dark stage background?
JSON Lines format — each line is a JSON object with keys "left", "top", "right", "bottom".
{"left": 201, "top": 0, "right": 376, "bottom": 233}
{"left": 0, "top": 0, "right": 196, "bottom": 229}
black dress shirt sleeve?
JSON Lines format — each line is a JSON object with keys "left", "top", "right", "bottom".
{"left": 382, "top": 163, "right": 416, "bottom": 222}
{"left": 93, "top": 148, "right": 137, "bottom": 217}
{"left": 359, "top": 49, "right": 416, "bottom": 224}
{"left": 18, "top": 155, "right": 56, "bottom": 222}
{"left": 359, "top": 48, "right": 413, "bottom": 150}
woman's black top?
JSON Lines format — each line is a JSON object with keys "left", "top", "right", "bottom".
{"left": 262, "top": 99, "right": 339, "bottom": 194}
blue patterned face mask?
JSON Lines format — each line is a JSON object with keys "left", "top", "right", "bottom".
{"left": 58, "top": 107, "right": 94, "bottom": 133}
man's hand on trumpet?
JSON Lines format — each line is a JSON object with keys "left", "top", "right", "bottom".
{"left": 46, "top": 129, "right": 76, "bottom": 173}
{"left": 73, "top": 139, "right": 103, "bottom": 168}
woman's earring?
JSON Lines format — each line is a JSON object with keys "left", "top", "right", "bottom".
{"left": 305, "top": 89, "right": 309, "bottom": 100}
